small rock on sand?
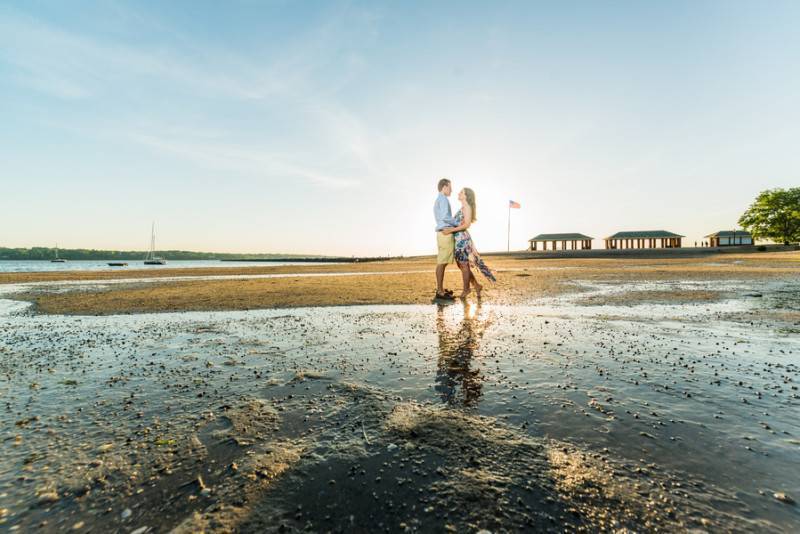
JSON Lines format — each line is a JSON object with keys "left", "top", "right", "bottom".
{"left": 37, "top": 491, "right": 59, "bottom": 504}
{"left": 774, "top": 492, "right": 795, "bottom": 505}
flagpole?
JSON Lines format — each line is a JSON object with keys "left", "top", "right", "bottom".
{"left": 507, "top": 204, "right": 511, "bottom": 252}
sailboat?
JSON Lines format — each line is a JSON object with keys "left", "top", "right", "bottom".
{"left": 144, "top": 222, "right": 167, "bottom": 265}
{"left": 51, "top": 243, "right": 67, "bottom": 263}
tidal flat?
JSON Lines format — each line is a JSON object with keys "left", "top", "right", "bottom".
{"left": 1, "top": 257, "right": 799, "bottom": 532}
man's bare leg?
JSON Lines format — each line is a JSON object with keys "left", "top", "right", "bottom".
{"left": 436, "top": 263, "right": 447, "bottom": 295}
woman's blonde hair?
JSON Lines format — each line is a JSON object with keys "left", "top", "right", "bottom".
{"left": 463, "top": 188, "right": 477, "bottom": 222}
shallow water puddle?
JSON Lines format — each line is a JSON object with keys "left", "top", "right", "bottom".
{"left": 1, "top": 279, "right": 799, "bottom": 531}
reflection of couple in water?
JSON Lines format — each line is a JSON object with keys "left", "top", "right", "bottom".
{"left": 435, "top": 300, "right": 491, "bottom": 407}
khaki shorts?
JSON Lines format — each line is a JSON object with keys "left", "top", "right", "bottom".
{"left": 436, "top": 231, "right": 455, "bottom": 264}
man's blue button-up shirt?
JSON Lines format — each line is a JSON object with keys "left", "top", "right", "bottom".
{"left": 434, "top": 193, "right": 457, "bottom": 231}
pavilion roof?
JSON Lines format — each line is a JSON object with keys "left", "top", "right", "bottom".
{"left": 605, "top": 230, "right": 684, "bottom": 239}
{"left": 704, "top": 230, "right": 752, "bottom": 238}
{"left": 529, "top": 233, "right": 593, "bottom": 241}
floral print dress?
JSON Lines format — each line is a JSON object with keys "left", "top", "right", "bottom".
{"left": 453, "top": 209, "right": 497, "bottom": 282}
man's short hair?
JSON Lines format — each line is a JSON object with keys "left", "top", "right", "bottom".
{"left": 437, "top": 178, "right": 451, "bottom": 191}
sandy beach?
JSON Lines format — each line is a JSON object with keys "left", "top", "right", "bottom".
{"left": 1, "top": 251, "right": 799, "bottom": 532}
{"left": 2, "top": 250, "right": 799, "bottom": 314}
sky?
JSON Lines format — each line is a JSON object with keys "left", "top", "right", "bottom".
{"left": 1, "top": 0, "right": 799, "bottom": 256}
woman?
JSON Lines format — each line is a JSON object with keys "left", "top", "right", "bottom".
{"left": 442, "top": 188, "right": 496, "bottom": 297}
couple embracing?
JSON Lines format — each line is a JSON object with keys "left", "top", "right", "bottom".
{"left": 434, "top": 178, "right": 496, "bottom": 300}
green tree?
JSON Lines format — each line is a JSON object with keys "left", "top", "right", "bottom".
{"left": 738, "top": 187, "right": 800, "bottom": 245}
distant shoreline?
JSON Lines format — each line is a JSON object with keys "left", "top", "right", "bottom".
{"left": 221, "top": 257, "right": 389, "bottom": 263}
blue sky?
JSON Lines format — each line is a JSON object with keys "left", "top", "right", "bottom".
{"left": 2, "top": 1, "right": 798, "bottom": 255}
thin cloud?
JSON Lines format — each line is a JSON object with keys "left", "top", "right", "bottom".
{"left": 0, "top": 5, "right": 382, "bottom": 189}
{"left": 130, "top": 132, "right": 359, "bottom": 189}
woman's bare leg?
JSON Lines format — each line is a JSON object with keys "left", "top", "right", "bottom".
{"left": 458, "top": 262, "right": 472, "bottom": 298}
{"left": 470, "top": 270, "right": 483, "bottom": 296}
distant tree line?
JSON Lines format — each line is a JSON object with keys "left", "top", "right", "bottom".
{"left": 0, "top": 247, "right": 322, "bottom": 261}
{"left": 739, "top": 187, "right": 800, "bottom": 245}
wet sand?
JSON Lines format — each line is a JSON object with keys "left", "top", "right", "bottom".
{"left": 1, "top": 253, "right": 799, "bottom": 532}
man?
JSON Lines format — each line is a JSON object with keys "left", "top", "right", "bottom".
{"left": 434, "top": 178, "right": 457, "bottom": 300}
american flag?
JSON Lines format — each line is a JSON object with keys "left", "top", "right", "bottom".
{"left": 509, "top": 200, "right": 521, "bottom": 209}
